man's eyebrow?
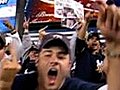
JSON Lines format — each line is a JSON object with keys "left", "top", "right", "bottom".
{"left": 58, "top": 51, "right": 68, "bottom": 55}
{"left": 42, "top": 49, "right": 52, "bottom": 53}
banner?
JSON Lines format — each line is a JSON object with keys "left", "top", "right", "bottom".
{"left": 27, "top": 0, "right": 84, "bottom": 23}
{"left": 0, "top": 0, "right": 17, "bottom": 33}
{"left": 27, "top": 0, "right": 60, "bottom": 23}
{"left": 26, "top": 0, "right": 101, "bottom": 26}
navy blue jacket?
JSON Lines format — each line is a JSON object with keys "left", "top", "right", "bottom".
{"left": 73, "top": 38, "right": 105, "bottom": 83}
{"left": 12, "top": 72, "right": 103, "bottom": 90}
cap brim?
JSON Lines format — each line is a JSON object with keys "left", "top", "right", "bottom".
{"left": 87, "top": 33, "right": 99, "bottom": 40}
{"left": 41, "top": 39, "right": 69, "bottom": 54}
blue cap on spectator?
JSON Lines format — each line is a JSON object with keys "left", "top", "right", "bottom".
{"left": 87, "top": 31, "right": 99, "bottom": 41}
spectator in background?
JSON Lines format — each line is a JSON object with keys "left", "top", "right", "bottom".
{"left": 22, "top": 19, "right": 33, "bottom": 52}
{"left": 2, "top": 19, "right": 23, "bottom": 61}
{"left": 22, "top": 19, "right": 47, "bottom": 50}
{"left": 18, "top": 20, "right": 47, "bottom": 74}
{"left": 71, "top": 11, "right": 106, "bottom": 84}
{"left": 18, "top": 43, "right": 39, "bottom": 74}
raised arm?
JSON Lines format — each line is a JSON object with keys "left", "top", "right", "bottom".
{"left": 0, "top": 41, "right": 21, "bottom": 90}
{"left": 97, "top": 0, "right": 120, "bottom": 90}
{"left": 22, "top": 20, "right": 32, "bottom": 51}
{"left": 77, "top": 12, "right": 93, "bottom": 40}
{"left": 37, "top": 26, "right": 47, "bottom": 46}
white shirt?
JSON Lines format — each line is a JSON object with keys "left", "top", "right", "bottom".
{"left": 98, "top": 84, "right": 108, "bottom": 90}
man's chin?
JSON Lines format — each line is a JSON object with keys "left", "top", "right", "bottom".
{"left": 45, "top": 78, "right": 63, "bottom": 90}
{"left": 45, "top": 84, "right": 59, "bottom": 90}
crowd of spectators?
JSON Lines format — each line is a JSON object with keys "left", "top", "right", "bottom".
{"left": 0, "top": 0, "right": 120, "bottom": 90}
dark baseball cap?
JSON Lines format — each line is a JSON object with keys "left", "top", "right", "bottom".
{"left": 22, "top": 43, "right": 39, "bottom": 60}
{"left": 39, "top": 33, "right": 71, "bottom": 57}
{"left": 0, "top": 33, "right": 6, "bottom": 49}
{"left": 29, "top": 43, "right": 39, "bottom": 52}
{"left": 87, "top": 31, "right": 99, "bottom": 41}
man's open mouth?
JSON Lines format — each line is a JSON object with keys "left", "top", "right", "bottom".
{"left": 47, "top": 68, "right": 58, "bottom": 85}
{"left": 92, "top": 43, "right": 97, "bottom": 46}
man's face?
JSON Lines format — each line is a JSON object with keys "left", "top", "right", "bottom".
{"left": 37, "top": 46, "right": 71, "bottom": 90}
{"left": 87, "top": 36, "right": 100, "bottom": 50}
{"left": 28, "top": 50, "right": 39, "bottom": 61}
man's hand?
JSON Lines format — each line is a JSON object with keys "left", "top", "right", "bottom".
{"left": 97, "top": 1, "right": 120, "bottom": 46}
{"left": 77, "top": 11, "right": 94, "bottom": 39}
{"left": 23, "top": 19, "right": 30, "bottom": 30}
{"left": 0, "top": 41, "right": 21, "bottom": 88}
{"left": 38, "top": 26, "right": 47, "bottom": 40}
{"left": 96, "top": 1, "right": 120, "bottom": 90}
{"left": 84, "top": 11, "right": 94, "bottom": 22}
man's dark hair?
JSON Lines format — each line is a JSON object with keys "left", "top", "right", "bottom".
{"left": 87, "top": 32, "right": 100, "bottom": 41}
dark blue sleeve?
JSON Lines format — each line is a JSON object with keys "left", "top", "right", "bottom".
{"left": 60, "top": 78, "right": 103, "bottom": 90}
{"left": 11, "top": 73, "right": 38, "bottom": 90}
{"left": 75, "top": 38, "right": 87, "bottom": 57}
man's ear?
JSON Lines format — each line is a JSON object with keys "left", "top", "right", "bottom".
{"left": 35, "top": 55, "right": 39, "bottom": 67}
{"left": 69, "top": 60, "right": 72, "bottom": 69}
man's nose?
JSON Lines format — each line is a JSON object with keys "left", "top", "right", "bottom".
{"left": 50, "top": 57, "right": 59, "bottom": 66}
{"left": 93, "top": 38, "right": 97, "bottom": 42}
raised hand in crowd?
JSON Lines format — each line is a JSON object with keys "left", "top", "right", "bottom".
{"left": 23, "top": 18, "right": 30, "bottom": 32}
{"left": 38, "top": 26, "right": 47, "bottom": 40}
{"left": 77, "top": 11, "right": 94, "bottom": 39}
{"left": 0, "top": 41, "right": 21, "bottom": 90}
{"left": 96, "top": 0, "right": 120, "bottom": 90}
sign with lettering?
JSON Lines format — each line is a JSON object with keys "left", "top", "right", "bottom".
{"left": 27, "top": 0, "right": 60, "bottom": 23}
{"left": 26, "top": 0, "right": 101, "bottom": 24}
